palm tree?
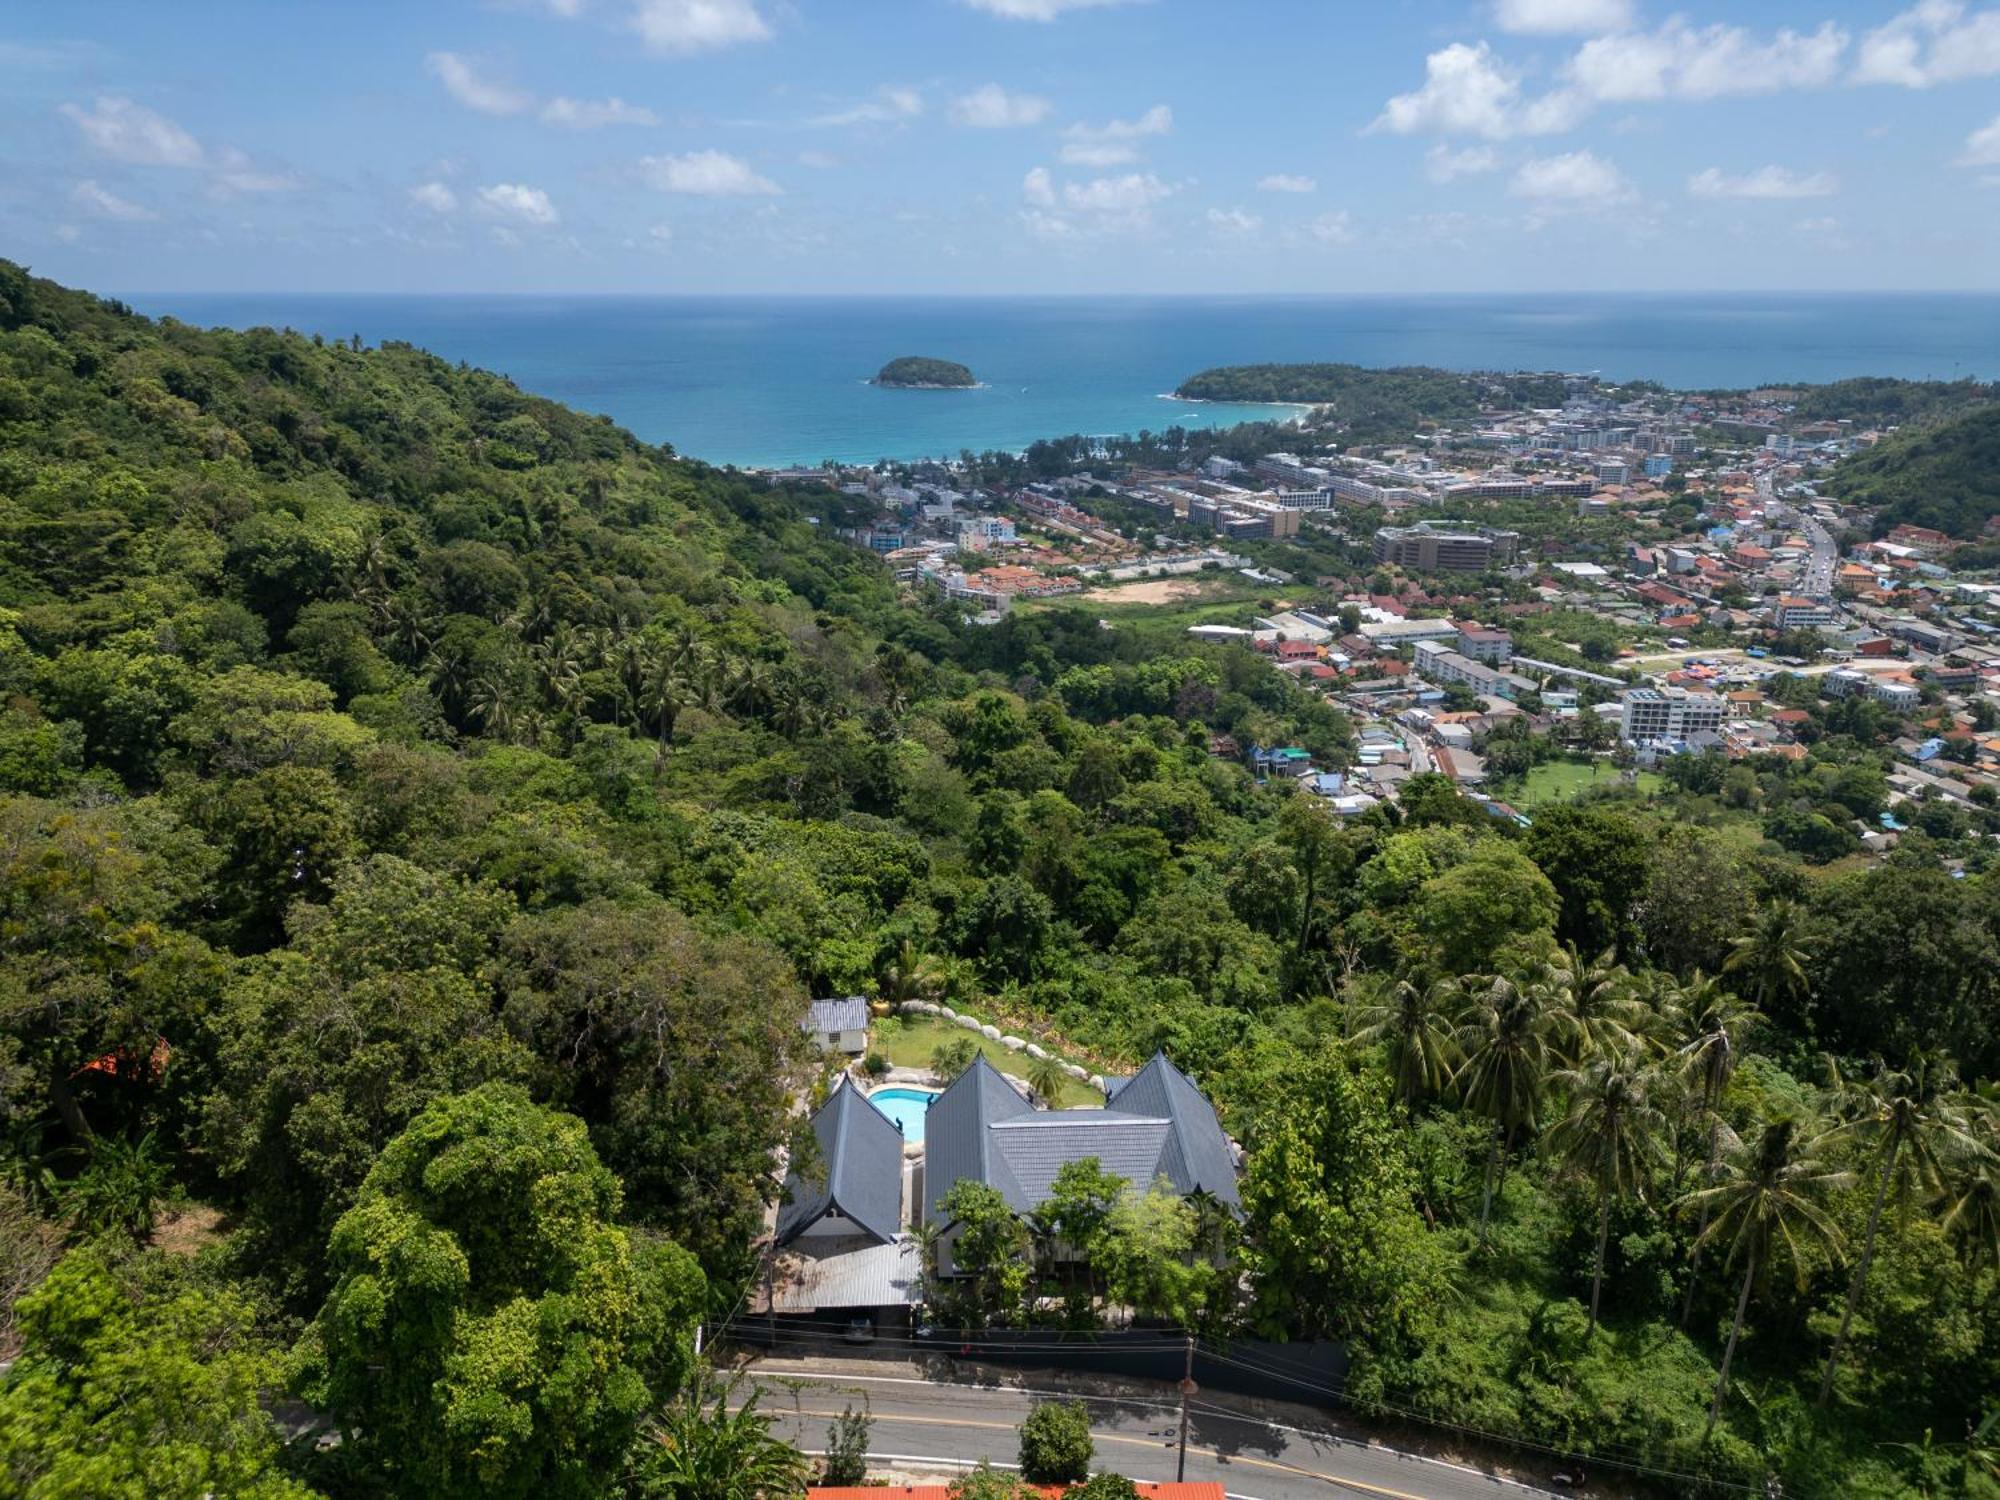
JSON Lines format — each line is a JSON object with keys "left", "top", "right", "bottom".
{"left": 1669, "top": 974, "right": 1762, "bottom": 1323}
{"left": 1937, "top": 1154, "right": 2000, "bottom": 1283}
{"left": 878, "top": 937, "right": 944, "bottom": 1010}
{"left": 1680, "top": 1113, "right": 1848, "bottom": 1443}
{"left": 1723, "top": 899, "right": 1811, "bottom": 1015}
{"left": 1545, "top": 943, "right": 1645, "bottom": 1066}
{"left": 1346, "top": 974, "right": 1461, "bottom": 1105}
{"left": 1026, "top": 1052, "right": 1068, "bottom": 1109}
{"left": 1816, "top": 1054, "right": 1976, "bottom": 1406}
{"left": 632, "top": 1364, "right": 810, "bottom": 1498}
{"left": 1454, "top": 975, "right": 1554, "bottom": 1246}
{"left": 1545, "top": 1056, "right": 1667, "bottom": 1334}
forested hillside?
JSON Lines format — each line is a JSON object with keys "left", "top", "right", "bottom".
{"left": 1174, "top": 362, "right": 1572, "bottom": 440}
{"left": 2, "top": 262, "right": 1998, "bottom": 1500}
{"left": 1827, "top": 399, "right": 2000, "bottom": 538}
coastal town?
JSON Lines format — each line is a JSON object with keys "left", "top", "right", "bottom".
{"left": 758, "top": 375, "right": 2000, "bottom": 860}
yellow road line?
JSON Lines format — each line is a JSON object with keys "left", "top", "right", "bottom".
{"left": 780, "top": 1406, "right": 1435, "bottom": 1500}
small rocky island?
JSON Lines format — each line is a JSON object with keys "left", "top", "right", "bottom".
{"left": 873, "top": 355, "right": 976, "bottom": 389}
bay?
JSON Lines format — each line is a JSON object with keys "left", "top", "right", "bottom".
{"left": 124, "top": 291, "right": 2000, "bottom": 469}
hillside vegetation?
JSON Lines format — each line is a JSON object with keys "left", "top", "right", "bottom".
{"left": 1827, "top": 400, "right": 2000, "bottom": 538}
{"left": 0, "top": 262, "right": 1997, "bottom": 1500}
{"left": 875, "top": 355, "right": 976, "bottom": 388}
{"left": 1175, "top": 362, "right": 1571, "bottom": 442}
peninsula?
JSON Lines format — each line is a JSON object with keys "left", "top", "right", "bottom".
{"left": 873, "top": 355, "right": 976, "bottom": 389}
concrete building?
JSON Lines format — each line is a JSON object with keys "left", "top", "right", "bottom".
{"left": 1373, "top": 522, "right": 1521, "bottom": 572}
{"left": 1620, "top": 686, "right": 1726, "bottom": 745}
{"left": 1456, "top": 627, "right": 1514, "bottom": 664}
{"left": 1773, "top": 596, "right": 1837, "bottom": 630}
{"left": 1412, "top": 640, "right": 1539, "bottom": 700}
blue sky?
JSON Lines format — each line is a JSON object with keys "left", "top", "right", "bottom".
{"left": 5, "top": 0, "right": 1999, "bottom": 293}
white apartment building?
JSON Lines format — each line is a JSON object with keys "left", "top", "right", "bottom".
{"left": 1620, "top": 686, "right": 1726, "bottom": 745}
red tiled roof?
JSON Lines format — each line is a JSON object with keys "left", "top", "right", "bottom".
{"left": 809, "top": 1488, "right": 1224, "bottom": 1500}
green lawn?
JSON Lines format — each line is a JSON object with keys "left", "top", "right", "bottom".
{"left": 1514, "top": 760, "right": 1663, "bottom": 809}
{"left": 868, "top": 1014, "right": 1102, "bottom": 1107}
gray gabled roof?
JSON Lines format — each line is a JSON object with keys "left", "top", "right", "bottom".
{"left": 924, "top": 1051, "right": 1239, "bottom": 1226}
{"left": 777, "top": 1079, "right": 904, "bottom": 1246}
{"left": 803, "top": 996, "right": 870, "bottom": 1034}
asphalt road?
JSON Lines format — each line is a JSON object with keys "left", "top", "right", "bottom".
{"left": 746, "top": 1370, "right": 1567, "bottom": 1500}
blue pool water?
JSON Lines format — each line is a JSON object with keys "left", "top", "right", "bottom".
{"left": 868, "top": 1086, "right": 938, "bottom": 1143}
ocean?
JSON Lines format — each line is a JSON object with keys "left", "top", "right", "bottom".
{"left": 125, "top": 292, "right": 2000, "bottom": 469}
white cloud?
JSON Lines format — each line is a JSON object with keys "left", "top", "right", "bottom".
{"left": 809, "top": 86, "right": 923, "bottom": 127}
{"left": 949, "top": 83, "right": 1052, "bottom": 128}
{"left": 640, "top": 149, "right": 781, "bottom": 194}
{"left": 631, "top": 0, "right": 772, "bottom": 55}
{"left": 1494, "top": 0, "right": 1634, "bottom": 34}
{"left": 71, "top": 179, "right": 155, "bottom": 221}
{"left": 1854, "top": 2, "right": 2000, "bottom": 87}
{"left": 1688, "top": 165, "right": 1838, "bottom": 199}
{"left": 1257, "top": 173, "right": 1315, "bottom": 193}
{"left": 649, "top": 223, "right": 674, "bottom": 242}
{"left": 540, "top": 95, "right": 659, "bottom": 127}
{"left": 797, "top": 149, "right": 839, "bottom": 169}
{"left": 1065, "top": 103, "right": 1171, "bottom": 141}
{"left": 1960, "top": 113, "right": 2000, "bottom": 166}
{"left": 1373, "top": 42, "right": 1583, "bottom": 139}
{"left": 208, "top": 146, "right": 301, "bottom": 195}
{"left": 1510, "top": 149, "right": 1631, "bottom": 201}
{"left": 1310, "top": 210, "right": 1357, "bottom": 244}
{"left": 59, "top": 95, "right": 204, "bottom": 167}
{"left": 477, "top": 182, "right": 559, "bottom": 224}
{"left": 426, "top": 52, "right": 534, "bottom": 116}
{"left": 409, "top": 181, "right": 458, "bottom": 213}
{"left": 960, "top": 0, "right": 1143, "bottom": 19}
{"left": 1061, "top": 141, "right": 1137, "bottom": 166}
{"left": 1206, "top": 206, "right": 1262, "bottom": 236}
{"left": 1062, "top": 171, "right": 1172, "bottom": 212}
{"left": 1023, "top": 166, "right": 1057, "bottom": 206}
{"left": 1796, "top": 215, "right": 1842, "bottom": 233}
{"left": 1426, "top": 143, "right": 1502, "bottom": 181}
{"left": 1567, "top": 20, "right": 1849, "bottom": 102}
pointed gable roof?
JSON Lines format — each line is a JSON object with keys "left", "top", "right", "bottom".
{"left": 777, "top": 1078, "right": 905, "bottom": 1246}
{"left": 924, "top": 1051, "right": 1239, "bottom": 1225}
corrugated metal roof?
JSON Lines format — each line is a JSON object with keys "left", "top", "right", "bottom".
{"left": 804, "top": 996, "right": 870, "bottom": 1033}
{"left": 762, "top": 1235, "right": 923, "bottom": 1312}
{"left": 777, "top": 1079, "right": 905, "bottom": 1246}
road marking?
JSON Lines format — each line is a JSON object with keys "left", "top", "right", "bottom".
{"left": 779, "top": 1405, "right": 1438, "bottom": 1500}
{"left": 749, "top": 1372, "right": 1559, "bottom": 1496}
{"left": 795, "top": 1449, "right": 1267, "bottom": 1500}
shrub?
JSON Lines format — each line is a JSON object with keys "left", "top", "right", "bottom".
{"left": 1017, "top": 1399, "right": 1093, "bottom": 1484}
{"left": 1070, "top": 1476, "right": 1140, "bottom": 1500}
{"left": 823, "top": 1403, "right": 871, "bottom": 1484}
{"left": 862, "top": 1051, "right": 890, "bottom": 1078}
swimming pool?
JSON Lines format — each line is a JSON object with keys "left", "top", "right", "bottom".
{"left": 868, "top": 1086, "right": 938, "bottom": 1142}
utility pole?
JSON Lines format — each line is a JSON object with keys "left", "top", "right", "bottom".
{"left": 1176, "top": 1333, "right": 1197, "bottom": 1483}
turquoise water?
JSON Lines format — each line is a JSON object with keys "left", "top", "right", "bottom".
{"left": 868, "top": 1086, "right": 937, "bottom": 1143}
{"left": 126, "top": 292, "right": 2000, "bottom": 469}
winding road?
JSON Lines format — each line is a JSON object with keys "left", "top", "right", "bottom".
{"left": 743, "top": 1367, "right": 1573, "bottom": 1500}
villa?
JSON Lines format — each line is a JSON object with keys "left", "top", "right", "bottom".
{"left": 755, "top": 1053, "right": 1237, "bottom": 1325}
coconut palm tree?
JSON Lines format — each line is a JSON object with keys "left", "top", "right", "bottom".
{"left": 1347, "top": 974, "right": 1462, "bottom": 1105}
{"left": 1680, "top": 1113, "right": 1848, "bottom": 1443}
{"left": 1937, "top": 1153, "right": 2000, "bottom": 1283}
{"left": 1723, "top": 899, "right": 1811, "bottom": 1015}
{"left": 1545, "top": 1055, "right": 1668, "bottom": 1334}
{"left": 1454, "top": 974, "right": 1554, "bottom": 1247}
{"left": 1545, "top": 943, "right": 1646, "bottom": 1066}
{"left": 1669, "top": 974, "right": 1762, "bottom": 1323}
{"left": 1816, "top": 1054, "right": 1977, "bottom": 1406}
{"left": 878, "top": 937, "right": 945, "bottom": 1010}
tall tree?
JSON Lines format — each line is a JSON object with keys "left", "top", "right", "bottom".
{"left": 1815, "top": 1055, "right": 1975, "bottom": 1406}
{"left": 1276, "top": 795, "right": 1340, "bottom": 960}
{"left": 1545, "top": 1055, "right": 1666, "bottom": 1333}
{"left": 1723, "top": 899, "right": 1811, "bottom": 1017}
{"left": 1454, "top": 975, "right": 1554, "bottom": 1246}
{"left": 1667, "top": 975, "right": 1761, "bottom": 1324}
{"left": 300, "top": 1084, "right": 706, "bottom": 1500}
{"left": 1679, "top": 1114, "right": 1848, "bottom": 1442}
{"left": 1346, "top": 973, "right": 1461, "bottom": 1105}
